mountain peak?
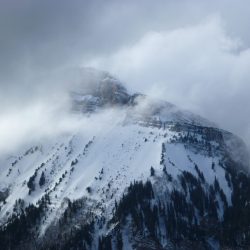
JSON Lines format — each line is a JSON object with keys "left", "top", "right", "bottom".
{"left": 70, "top": 68, "right": 130, "bottom": 112}
{"left": 70, "top": 68, "right": 215, "bottom": 128}
{"left": 1, "top": 68, "right": 249, "bottom": 249}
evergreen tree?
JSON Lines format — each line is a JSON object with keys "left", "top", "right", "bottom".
{"left": 39, "top": 172, "right": 46, "bottom": 187}
{"left": 150, "top": 166, "right": 155, "bottom": 176}
{"left": 116, "top": 230, "right": 123, "bottom": 250}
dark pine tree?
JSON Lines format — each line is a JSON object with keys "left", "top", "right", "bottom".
{"left": 150, "top": 166, "right": 155, "bottom": 176}
{"left": 39, "top": 171, "right": 46, "bottom": 187}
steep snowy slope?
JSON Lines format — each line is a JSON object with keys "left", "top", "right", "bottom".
{"left": 0, "top": 69, "right": 249, "bottom": 250}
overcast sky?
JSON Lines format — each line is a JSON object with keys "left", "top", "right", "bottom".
{"left": 1, "top": 0, "right": 250, "bottom": 151}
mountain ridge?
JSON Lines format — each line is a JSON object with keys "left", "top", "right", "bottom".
{"left": 0, "top": 68, "right": 249, "bottom": 249}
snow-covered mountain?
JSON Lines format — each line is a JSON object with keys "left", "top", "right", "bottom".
{"left": 0, "top": 69, "right": 250, "bottom": 250}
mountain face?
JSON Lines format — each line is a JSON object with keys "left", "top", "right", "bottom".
{"left": 0, "top": 69, "right": 250, "bottom": 250}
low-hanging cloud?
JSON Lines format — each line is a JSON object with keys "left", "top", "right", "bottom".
{"left": 0, "top": 101, "right": 125, "bottom": 156}
{"left": 86, "top": 16, "right": 250, "bottom": 146}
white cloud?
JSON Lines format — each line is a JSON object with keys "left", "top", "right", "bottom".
{"left": 1, "top": 1, "right": 250, "bottom": 153}
{"left": 86, "top": 16, "right": 250, "bottom": 146}
{"left": 0, "top": 99, "right": 125, "bottom": 156}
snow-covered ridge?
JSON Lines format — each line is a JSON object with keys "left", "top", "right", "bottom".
{"left": 0, "top": 124, "right": 232, "bottom": 224}
{"left": 70, "top": 68, "right": 249, "bottom": 169}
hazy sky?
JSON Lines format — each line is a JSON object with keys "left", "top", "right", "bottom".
{"left": 1, "top": 0, "right": 250, "bottom": 151}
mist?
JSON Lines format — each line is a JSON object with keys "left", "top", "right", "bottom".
{"left": 88, "top": 16, "right": 250, "bottom": 145}
{"left": 1, "top": 0, "right": 250, "bottom": 153}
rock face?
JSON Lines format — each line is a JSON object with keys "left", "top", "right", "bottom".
{"left": 71, "top": 69, "right": 131, "bottom": 112}
{"left": 0, "top": 69, "right": 250, "bottom": 250}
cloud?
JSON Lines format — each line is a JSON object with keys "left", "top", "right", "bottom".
{"left": 1, "top": 0, "right": 250, "bottom": 152}
{"left": 85, "top": 16, "right": 250, "bottom": 146}
{"left": 0, "top": 100, "right": 125, "bottom": 156}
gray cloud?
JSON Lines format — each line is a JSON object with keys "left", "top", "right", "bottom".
{"left": 1, "top": 0, "right": 250, "bottom": 151}
{"left": 86, "top": 16, "right": 250, "bottom": 144}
